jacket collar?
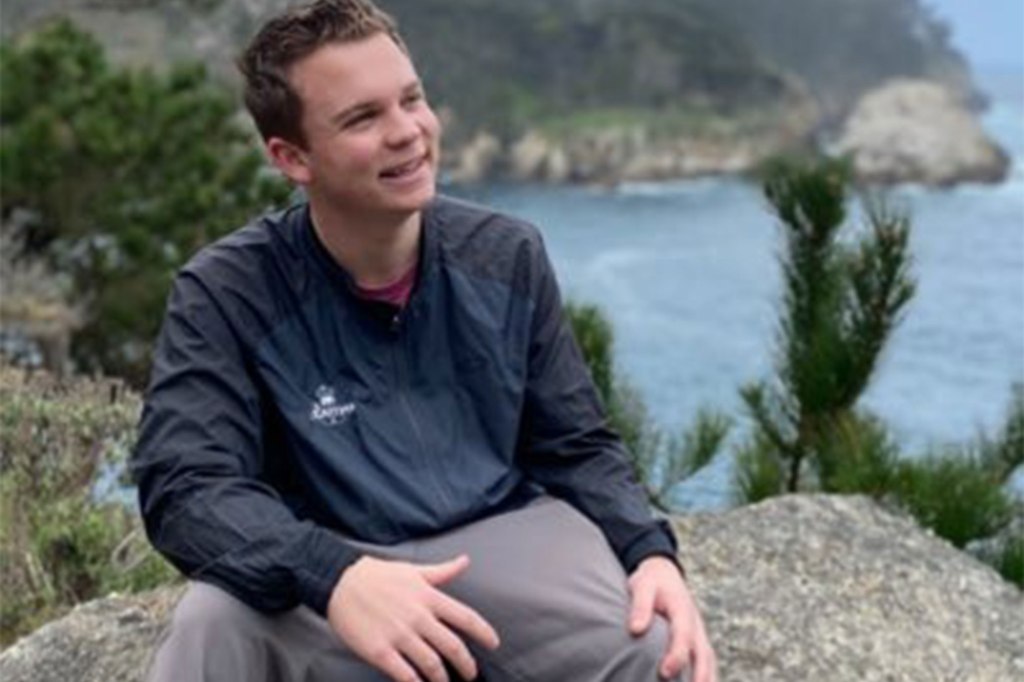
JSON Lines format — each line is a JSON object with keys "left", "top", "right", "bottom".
{"left": 297, "top": 197, "right": 444, "bottom": 312}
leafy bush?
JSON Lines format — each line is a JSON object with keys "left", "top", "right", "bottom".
{"left": 733, "top": 431, "right": 785, "bottom": 505}
{"left": 566, "top": 302, "right": 728, "bottom": 511}
{"left": 734, "top": 157, "right": 916, "bottom": 499}
{"left": 890, "top": 385, "right": 1024, "bottom": 587}
{"left": 0, "top": 20, "right": 290, "bottom": 385}
{"left": 892, "top": 453, "right": 1014, "bottom": 549}
{"left": 0, "top": 365, "right": 178, "bottom": 646}
{"left": 817, "top": 411, "right": 902, "bottom": 496}
{"left": 974, "top": 523, "right": 1023, "bottom": 588}
{"left": 732, "top": 157, "right": 1021, "bottom": 587}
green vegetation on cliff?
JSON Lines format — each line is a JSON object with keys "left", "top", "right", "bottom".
{"left": 388, "top": 0, "right": 794, "bottom": 141}
{"left": 1, "top": 0, "right": 972, "bottom": 144}
{"left": 703, "top": 0, "right": 974, "bottom": 123}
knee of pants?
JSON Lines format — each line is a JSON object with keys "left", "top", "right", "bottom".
{"left": 616, "top": 618, "right": 688, "bottom": 682}
{"left": 169, "top": 581, "right": 269, "bottom": 644}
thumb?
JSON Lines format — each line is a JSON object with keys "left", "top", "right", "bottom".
{"left": 418, "top": 554, "right": 471, "bottom": 587}
{"left": 628, "top": 580, "right": 656, "bottom": 636}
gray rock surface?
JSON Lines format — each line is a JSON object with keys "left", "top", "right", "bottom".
{"left": 835, "top": 79, "right": 1009, "bottom": 186}
{"left": 679, "top": 494, "right": 1024, "bottom": 681}
{"left": 2, "top": 495, "right": 1021, "bottom": 681}
{"left": 0, "top": 585, "right": 185, "bottom": 682}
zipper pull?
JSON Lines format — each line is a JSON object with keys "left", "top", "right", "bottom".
{"left": 390, "top": 311, "right": 402, "bottom": 333}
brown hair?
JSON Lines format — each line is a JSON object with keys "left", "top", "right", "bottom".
{"left": 238, "top": 0, "right": 407, "bottom": 148}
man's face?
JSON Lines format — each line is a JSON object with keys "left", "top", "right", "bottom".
{"left": 277, "top": 33, "right": 441, "bottom": 218}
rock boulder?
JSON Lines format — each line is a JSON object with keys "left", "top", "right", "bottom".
{"left": 835, "top": 79, "right": 1009, "bottom": 186}
{"left": 2, "top": 495, "right": 1021, "bottom": 681}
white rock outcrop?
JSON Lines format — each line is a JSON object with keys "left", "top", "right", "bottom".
{"left": 835, "top": 79, "right": 1009, "bottom": 186}
{"left": 447, "top": 131, "right": 503, "bottom": 184}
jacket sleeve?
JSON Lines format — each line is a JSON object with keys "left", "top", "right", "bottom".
{"left": 131, "top": 271, "right": 361, "bottom": 615}
{"left": 516, "top": 231, "right": 680, "bottom": 574}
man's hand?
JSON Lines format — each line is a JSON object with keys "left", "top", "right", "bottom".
{"left": 327, "top": 554, "right": 500, "bottom": 682}
{"left": 628, "top": 556, "right": 717, "bottom": 682}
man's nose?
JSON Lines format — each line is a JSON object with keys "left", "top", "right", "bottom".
{"left": 384, "top": 108, "right": 419, "bottom": 147}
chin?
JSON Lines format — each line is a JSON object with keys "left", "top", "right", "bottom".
{"left": 390, "top": 180, "right": 436, "bottom": 211}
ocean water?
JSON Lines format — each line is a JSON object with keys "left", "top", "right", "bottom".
{"left": 448, "top": 71, "right": 1024, "bottom": 509}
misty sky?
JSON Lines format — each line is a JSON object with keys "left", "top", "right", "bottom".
{"left": 926, "top": 0, "right": 1023, "bottom": 70}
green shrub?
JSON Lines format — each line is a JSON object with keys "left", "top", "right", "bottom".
{"left": 976, "top": 522, "right": 1024, "bottom": 588}
{"left": 730, "top": 157, "right": 1021, "bottom": 588}
{"left": 1, "top": 20, "right": 290, "bottom": 385}
{"left": 817, "top": 412, "right": 902, "bottom": 496}
{"left": 566, "top": 302, "right": 728, "bottom": 511}
{"left": 979, "top": 383, "right": 1024, "bottom": 482}
{"left": 733, "top": 431, "right": 785, "bottom": 504}
{"left": 891, "top": 453, "right": 1014, "bottom": 550}
{"left": 0, "top": 365, "right": 178, "bottom": 646}
{"left": 734, "top": 157, "right": 915, "bottom": 499}
{"left": 887, "top": 385, "right": 1024, "bottom": 586}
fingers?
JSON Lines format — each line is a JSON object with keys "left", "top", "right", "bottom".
{"left": 374, "top": 648, "right": 423, "bottom": 682}
{"left": 418, "top": 554, "right": 470, "bottom": 587}
{"left": 331, "top": 556, "right": 497, "bottom": 682}
{"left": 399, "top": 594, "right": 494, "bottom": 682}
{"left": 689, "top": 642, "right": 718, "bottom": 682}
{"left": 395, "top": 600, "right": 490, "bottom": 682}
{"left": 421, "top": 620, "right": 479, "bottom": 681}
{"left": 415, "top": 556, "right": 497, "bottom": 680}
{"left": 628, "top": 578, "right": 657, "bottom": 635}
{"left": 433, "top": 590, "right": 501, "bottom": 650}
{"left": 659, "top": 619, "right": 690, "bottom": 680}
{"left": 658, "top": 602, "right": 716, "bottom": 682}
{"left": 400, "top": 634, "right": 450, "bottom": 682}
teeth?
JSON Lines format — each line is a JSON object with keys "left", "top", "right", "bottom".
{"left": 384, "top": 157, "right": 421, "bottom": 177}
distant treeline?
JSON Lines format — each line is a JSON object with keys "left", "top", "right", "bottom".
{"left": 386, "top": 0, "right": 972, "bottom": 138}
{"left": 3, "top": 0, "right": 973, "bottom": 140}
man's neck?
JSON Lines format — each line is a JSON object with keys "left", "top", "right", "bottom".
{"left": 309, "top": 202, "right": 422, "bottom": 289}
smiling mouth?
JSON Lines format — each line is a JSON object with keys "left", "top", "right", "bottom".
{"left": 380, "top": 155, "right": 427, "bottom": 179}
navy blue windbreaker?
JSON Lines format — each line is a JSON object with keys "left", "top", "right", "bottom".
{"left": 132, "top": 195, "right": 678, "bottom": 616}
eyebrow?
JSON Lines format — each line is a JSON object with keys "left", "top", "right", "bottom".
{"left": 330, "top": 81, "right": 424, "bottom": 126}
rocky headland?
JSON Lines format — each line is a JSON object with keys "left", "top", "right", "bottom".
{"left": 834, "top": 79, "right": 1010, "bottom": 187}
{"left": 2, "top": 495, "right": 1021, "bottom": 682}
{"left": 1, "top": 0, "right": 1010, "bottom": 188}
{"left": 448, "top": 79, "right": 1011, "bottom": 186}
{"left": 447, "top": 98, "right": 822, "bottom": 185}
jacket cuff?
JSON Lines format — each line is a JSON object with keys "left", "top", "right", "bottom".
{"left": 294, "top": 528, "right": 364, "bottom": 616}
{"left": 619, "top": 520, "right": 686, "bottom": 578}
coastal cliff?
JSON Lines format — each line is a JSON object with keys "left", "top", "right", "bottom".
{"left": 2, "top": 0, "right": 1007, "bottom": 186}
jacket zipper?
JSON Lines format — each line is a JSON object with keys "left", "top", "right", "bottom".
{"left": 390, "top": 310, "right": 454, "bottom": 514}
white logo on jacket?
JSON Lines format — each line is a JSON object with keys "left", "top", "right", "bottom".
{"left": 310, "top": 385, "right": 356, "bottom": 425}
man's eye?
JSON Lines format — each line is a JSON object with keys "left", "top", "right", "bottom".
{"left": 345, "top": 112, "right": 375, "bottom": 129}
{"left": 402, "top": 92, "right": 424, "bottom": 107}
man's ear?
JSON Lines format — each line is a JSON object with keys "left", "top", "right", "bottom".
{"left": 267, "top": 137, "right": 313, "bottom": 185}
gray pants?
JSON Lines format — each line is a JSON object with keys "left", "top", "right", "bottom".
{"left": 148, "top": 497, "right": 686, "bottom": 681}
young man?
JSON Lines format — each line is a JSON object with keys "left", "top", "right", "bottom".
{"left": 132, "top": 1, "right": 717, "bottom": 681}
